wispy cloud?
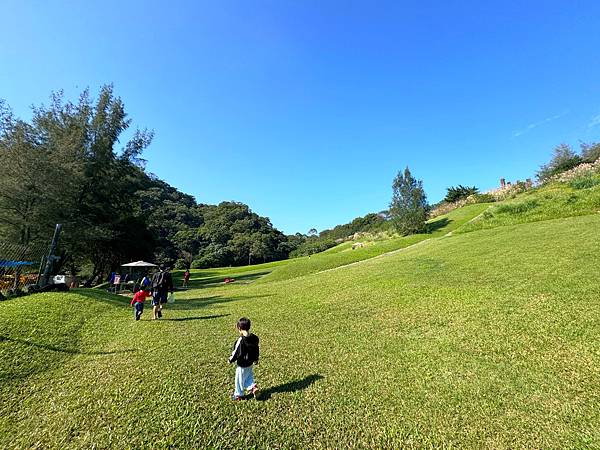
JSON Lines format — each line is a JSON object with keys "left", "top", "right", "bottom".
{"left": 512, "top": 110, "right": 569, "bottom": 138}
{"left": 588, "top": 114, "right": 600, "bottom": 128}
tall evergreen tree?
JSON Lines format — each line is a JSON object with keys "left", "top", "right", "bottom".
{"left": 389, "top": 167, "right": 428, "bottom": 235}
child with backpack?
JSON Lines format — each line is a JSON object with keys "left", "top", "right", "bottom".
{"left": 130, "top": 288, "right": 151, "bottom": 321}
{"left": 228, "top": 317, "right": 260, "bottom": 400}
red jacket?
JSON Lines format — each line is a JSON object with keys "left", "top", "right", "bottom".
{"left": 131, "top": 290, "right": 151, "bottom": 305}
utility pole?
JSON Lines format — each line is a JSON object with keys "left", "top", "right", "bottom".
{"left": 39, "top": 224, "right": 63, "bottom": 287}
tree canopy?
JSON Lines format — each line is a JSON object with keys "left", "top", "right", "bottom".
{"left": 0, "top": 86, "right": 303, "bottom": 283}
{"left": 389, "top": 167, "right": 428, "bottom": 235}
{"left": 444, "top": 185, "right": 479, "bottom": 203}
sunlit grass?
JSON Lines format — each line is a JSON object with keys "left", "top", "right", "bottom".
{"left": 457, "top": 175, "right": 600, "bottom": 234}
{"left": 258, "top": 203, "right": 489, "bottom": 283}
{"left": 3, "top": 209, "right": 600, "bottom": 447}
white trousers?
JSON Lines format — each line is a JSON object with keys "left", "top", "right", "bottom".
{"left": 234, "top": 365, "right": 256, "bottom": 397}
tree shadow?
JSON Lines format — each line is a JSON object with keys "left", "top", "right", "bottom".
{"left": 168, "top": 296, "right": 238, "bottom": 310}
{"left": 182, "top": 271, "right": 272, "bottom": 289}
{"left": 0, "top": 335, "right": 136, "bottom": 356}
{"left": 426, "top": 217, "right": 451, "bottom": 233}
{"left": 170, "top": 294, "right": 273, "bottom": 311}
{"left": 256, "top": 374, "right": 324, "bottom": 401}
{"left": 73, "top": 288, "right": 130, "bottom": 306}
{"left": 162, "top": 314, "right": 230, "bottom": 322}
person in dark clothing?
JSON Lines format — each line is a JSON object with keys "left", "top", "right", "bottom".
{"left": 228, "top": 317, "right": 260, "bottom": 400}
{"left": 182, "top": 269, "right": 190, "bottom": 288}
{"left": 151, "top": 265, "right": 174, "bottom": 320}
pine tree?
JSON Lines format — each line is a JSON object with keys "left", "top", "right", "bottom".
{"left": 389, "top": 167, "right": 428, "bottom": 235}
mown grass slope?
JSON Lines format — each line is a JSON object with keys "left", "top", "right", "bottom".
{"left": 258, "top": 203, "right": 490, "bottom": 283}
{"left": 2, "top": 204, "right": 599, "bottom": 448}
{"left": 457, "top": 171, "right": 600, "bottom": 234}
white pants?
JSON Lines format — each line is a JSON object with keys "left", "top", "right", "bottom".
{"left": 234, "top": 366, "right": 256, "bottom": 397}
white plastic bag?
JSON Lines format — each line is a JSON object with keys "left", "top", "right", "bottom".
{"left": 168, "top": 293, "right": 175, "bottom": 304}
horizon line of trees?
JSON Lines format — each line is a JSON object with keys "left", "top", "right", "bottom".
{"left": 0, "top": 86, "right": 310, "bottom": 284}
{"left": 2, "top": 86, "right": 598, "bottom": 280}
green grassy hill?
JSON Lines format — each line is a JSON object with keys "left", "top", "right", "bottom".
{"left": 256, "top": 202, "right": 490, "bottom": 283}
{"left": 2, "top": 183, "right": 600, "bottom": 448}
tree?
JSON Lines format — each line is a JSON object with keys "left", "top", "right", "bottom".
{"left": 580, "top": 142, "right": 600, "bottom": 163}
{"left": 0, "top": 86, "right": 159, "bottom": 284}
{"left": 389, "top": 167, "right": 428, "bottom": 235}
{"left": 190, "top": 202, "right": 288, "bottom": 268}
{"left": 444, "top": 185, "right": 479, "bottom": 203}
{"left": 537, "top": 144, "right": 582, "bottom": 182}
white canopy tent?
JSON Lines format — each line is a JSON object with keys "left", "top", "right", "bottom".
{"left": 121, "top": 261, "right": 157, "bottom": 268}
{"left": 113, "top": 261, "right": 158, "bottom": 294}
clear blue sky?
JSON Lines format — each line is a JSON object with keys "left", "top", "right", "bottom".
{"left": 3, "top": 1, "right": 600, "bottom": 234}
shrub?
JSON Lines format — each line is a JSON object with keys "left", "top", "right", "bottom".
{"left": 580, "top": 142, "right": 600, "bottom": 163}
{"left": 191, "top": 254, "right": 223, "bottom": 269}
{"left": 469, "top": 193, "right": 495, "bottom": 203}
{"left": 444, "top": 185, "right": 479, "bottom": 203}
{"left": 569, "top": 175, "right": 600, "bottom": 190}
{"left": 289, "top": 239, "right": 338, "bottom": 258}
{"left": 491, "top": 182, "right": 531, "bottom": 201}
{"left": 537, "top": 144, "right": 582, "bottom": 182}
{"left": 495, "top": 199, "right": 539, "bottom": 215}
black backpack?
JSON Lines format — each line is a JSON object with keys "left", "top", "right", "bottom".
{"left": 241, "top": 334, "right": 260, "bottom": 364}
{"left": 152, "top": 271, "right": 168, "bottom": 289}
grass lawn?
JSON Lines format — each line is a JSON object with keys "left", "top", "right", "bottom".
{"left": 457, "top": 173, "right": 600, "bottom": 234}
{"left": 2, "top": 207, "right": 600, "bottom": 448}
{"left": 257, "top": 203, "right": 490, "bottom": 283}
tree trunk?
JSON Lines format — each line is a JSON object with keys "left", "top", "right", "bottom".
{"left": 83, "top": 264, "right": 100, "bottom": 287}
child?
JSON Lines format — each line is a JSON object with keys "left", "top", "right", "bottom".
{"left": 130, "top": 288, "right": 151, "bottom": 321}
{"left": 182, "top": 269, "right": 190, "bottom": 288}
{"left": 228, "top": 317, "right": 260, "bottom": 400}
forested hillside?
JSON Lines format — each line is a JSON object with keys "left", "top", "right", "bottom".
{"left": 0, "top": 87, "right": 300, "bottom": 283}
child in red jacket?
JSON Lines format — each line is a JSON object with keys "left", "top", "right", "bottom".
{"left": 131, "top": 289, "right": 151, "bottom": 321}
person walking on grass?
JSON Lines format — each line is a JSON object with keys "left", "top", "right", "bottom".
{"left": 228, "top": 317, "right": 260, "bottom": 400}
{"left": 130, "top": 288, "right": 151, "bottom": 321}
{"left": 151, "top": 265, "right": 173, "bottom": 320}
{"left": 183, "top": 269, "right": 190, "bottom": 288}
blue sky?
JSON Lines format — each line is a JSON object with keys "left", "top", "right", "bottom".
{"left": 2, "top": 1, "right": 600, "bottom": 234}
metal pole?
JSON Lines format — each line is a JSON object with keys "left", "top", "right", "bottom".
{"left": 39, "top": 224, "right": 63, "bottom": 287}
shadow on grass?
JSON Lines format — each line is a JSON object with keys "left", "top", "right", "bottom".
{"left": 0, "top": 335, "right": 136, "bottom": 356}
{"left": 74, "top": 289, "right": 273, "bottom": 315}
{"left": 426, "top": 217, "right": 451, "bottom": 233}
{"left": 162, "top": 314, "right": 230, "bottom": 322}
{"left": 170, "top": 294, "right": 273, "bottom": 311}
{"left": 182, "top": 271, "right": 272, "bottom": 289}
{"left": 72, "top": 288, "right": 130, "bottom": 306}
{"left": 256, "top": 374, "right": 324, "bottom": 401}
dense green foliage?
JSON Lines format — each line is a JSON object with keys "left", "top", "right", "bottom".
{"left": 0, "top": 87, "right": 159, "bottom": 283}
{"left": 185, "top": 202, "right": 288, "bottom": 268}
{"left": 2, "top": 199, "right": 599, "bottom": 447}
{"left": 389, "top": 167, "right": 428, "bottom": 235}
{"left": 580, "top": 142, "right": 600, "bottom": 164}
{"left": 289, "top": 212, "right": 388, "bottom": 257}
{"left": 444, "top": 184, "right": 479, "bottom": 203}
{"left": 536, "top": 143, "right": 582, "bottom": 182}
{"left": 318, "top": 212, "right": 387, "bottom": 241}
{"left": 0, "top": 88, "right": 301, "bottom": 282}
